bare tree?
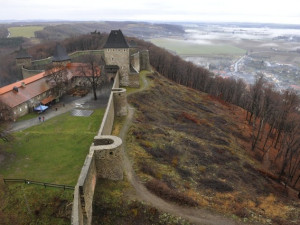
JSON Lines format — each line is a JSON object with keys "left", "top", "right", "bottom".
{"left": 77, "top": 54, "right": 106, "bottom": 100}
{"left": 45, "top": 64, "right": 69, "bottom": 98}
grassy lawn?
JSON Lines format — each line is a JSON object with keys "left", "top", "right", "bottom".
{"left": 0, "top": 109, "right": 105, "bottom": 185}
{"left": 0, "top": 108, "right": 105, "bottom": 224}
{"left": 8, "top": 26, "right": 44, "bottom": 38}
{"left": 150, "top": 38, "right": 246, "bottom": 55}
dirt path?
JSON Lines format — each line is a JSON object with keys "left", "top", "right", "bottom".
{"left": 119, "top": 75, "right": 254, "bottom": 225}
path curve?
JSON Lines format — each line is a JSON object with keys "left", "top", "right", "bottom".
{"left": 119, "top": 74, "right": 254, "bottom": 225}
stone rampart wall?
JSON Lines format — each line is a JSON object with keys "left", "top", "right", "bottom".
{"left": 72, "top": 73, "right": 127, "bottom": 225}
{"left": 128, "top": 74, "right": 140, "bottom": 88}
{"left": 140, "top": 50, "right": 151, "bottom": 71}
{"left": 74, "top": 152, "right": 96, "bottom": 225}
{"left": 22, "top": 67, "right": 44, "bottom": 79}
{"left": 131, "top": 52, "right": 140, "bottom": 73}
{"left": 98, "top": 94, "right": 115, "bottom": 136}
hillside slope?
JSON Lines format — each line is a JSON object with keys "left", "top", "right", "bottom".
{"left": 125, "top": 72, "right": 300, "bottom": 225}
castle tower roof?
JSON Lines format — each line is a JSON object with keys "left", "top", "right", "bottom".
{"left": 103, "top": 30, "right": 129, "bottom": 48}
{"left": 16, "top": 47, "right": 32, "bottom": 59}
{"left": 52, "top": 43, "right": 70, "bottom": 62}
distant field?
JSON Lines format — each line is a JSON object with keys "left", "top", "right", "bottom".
{"left": 8, "top": 26, "right": 44, "bottom": 38}
{"left": 150, "top": 38, "right": 246, "bottom": 55}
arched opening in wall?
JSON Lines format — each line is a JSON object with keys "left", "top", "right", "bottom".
{"left": 110, "top": 77, "right": 114, "bottom": 82}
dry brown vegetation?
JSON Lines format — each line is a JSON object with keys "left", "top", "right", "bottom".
{"left": 126, "top": 73, "right": 300, "bottom": 225}
{"left": 92, "top": 178, "right": 192, "bottom": 225}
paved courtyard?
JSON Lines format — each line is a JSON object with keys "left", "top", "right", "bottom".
{"left": 9, "top": 84, "right": 112, "bottom": 132}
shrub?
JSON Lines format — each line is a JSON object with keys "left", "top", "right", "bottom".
{"left": 200, "top": 179, "right": 234, "bottom": 193}
{"left": 139, "top": 162, "right": 157, "bottom": 178}
{"left": 145, "top": 179, "right": 198, "bottom": 207}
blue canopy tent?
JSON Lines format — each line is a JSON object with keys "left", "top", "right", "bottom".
{"left": 34, "top": 104, "right": 48, "bottom": 112}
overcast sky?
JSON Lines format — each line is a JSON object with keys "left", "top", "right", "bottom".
{"left": 1, "top": 0, "right": 299, "bottom": 24}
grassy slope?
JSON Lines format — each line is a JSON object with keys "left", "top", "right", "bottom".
{"left": 8, "top": 26, "right": 44, "bottom": 38}
{"left": 150, "top": 38, "right": 246, "bottom": 55}
{"left": 92, "top": 97, "right": 193, "bottom": 225}
{"left": 0, "top": 109, "right": 105, "bottom": 225}
{"left": 126, "top": 73, "right": 300, "bottom": 225}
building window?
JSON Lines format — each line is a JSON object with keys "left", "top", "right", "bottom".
{"left": 112, "top": 58, "right": 114, "bottom": 61}
{"left": 124, "top": 49, "right": 126, "bottom": 52}
{"left": 25, "top": 105, "right": 27, "bottom": 109}
{"left": 20, "top": 108, "right": 22, "bottom": 112}
{"left": 14, "top": 111, "right": 16, "bottom": 115}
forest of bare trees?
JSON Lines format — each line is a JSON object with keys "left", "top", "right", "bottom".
{"left": 135, "top": 38, "right": 300, "bottom": 189}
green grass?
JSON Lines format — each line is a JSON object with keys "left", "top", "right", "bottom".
{"left": 32, "top": 58, "right": 52, "bottom": 66}
{"left": 150, "top": 38, "right": 246, "bottom": 56}
{"left": 69, "top": 50, "right": 104, "bottom": 59}
{"left": 8, "top": 26, "right": 44, "bottom": 38}
{"left": 126, "top": 70, "right": 151, "bottom": 94}
{"left": 0, "top": 109, "right": 105, "bottom": 185}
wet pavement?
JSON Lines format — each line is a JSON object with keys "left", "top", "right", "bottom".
{"left": 8, "top": 84, "right": 112, "bottom": 132}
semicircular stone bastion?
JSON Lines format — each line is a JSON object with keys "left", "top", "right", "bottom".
{"left": 112, "top": 88, "right": 127, "bottom": 116}
{"left": 90, "top": 135, "right": 123, "bottom": 180}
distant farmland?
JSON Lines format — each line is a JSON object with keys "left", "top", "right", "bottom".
{"left": 150, "top": 38, "right": 246, "bottom": 56}
{"left": 8, "top": 26, "right": 44, "bottom": 38}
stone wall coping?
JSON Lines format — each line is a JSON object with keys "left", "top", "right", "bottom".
{"left": 112, "top": 88, "right": 126, "bottom": 93}
{"left": 77, "top": 154, "right": 94, "bottom": 187}
{"left": 90, "top": 135, "right": 122, "bottom": 151}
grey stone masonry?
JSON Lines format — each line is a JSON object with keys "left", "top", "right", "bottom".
{"left": 112, "top": 88, "right": 127, "bottom": 116}
{"left": 91, "top": 135, "right": 123, "bottom": 180}
{"left": 104, "top": 48, "right": 130, "bottom": 87}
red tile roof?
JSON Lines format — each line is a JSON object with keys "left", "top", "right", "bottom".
{"left": 0, "top": 63, "right": 101, "bottom": 109}
{"left": 0, "top": 72, "right": 51, "bottom": 108}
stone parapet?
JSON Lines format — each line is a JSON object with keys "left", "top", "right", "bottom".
{"left": 91, "top": 135, "right": 123, "bottom": 180}
{"left": 112, "top": 88, "right": 127, "bottom": 116}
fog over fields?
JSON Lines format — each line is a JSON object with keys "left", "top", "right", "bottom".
{"left": 150, "top": 23, "right": 300, "bottom": 91}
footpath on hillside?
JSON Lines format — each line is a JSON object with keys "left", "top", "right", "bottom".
{"left": 119, "top": 74, "right": 255, "bottom": 225}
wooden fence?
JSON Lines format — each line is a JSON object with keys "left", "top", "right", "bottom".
{"left": 3, "top": 178, "right": 74, "bottom": 190}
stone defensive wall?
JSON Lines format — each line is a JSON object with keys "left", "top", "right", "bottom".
{"left": 140, "top": 50, "right": 151, "bottom": 71}
{"left": 22, "top": 67, "right": 45, "bottom": 79}
{"left": 30, "top": 50, "right": 104, "bottom": 67}
{"left": 131, "top": 52, "right": 140, "bottom": 73}
{"left": 71, "top": 73, "right": 127, "bottom": 225}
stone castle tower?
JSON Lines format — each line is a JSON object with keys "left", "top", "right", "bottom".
{"left": 52, "top": 43, "right": 71, "bottom": 66}
{"left": 103, "top": 30, "right": 130, "bottom": 86}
